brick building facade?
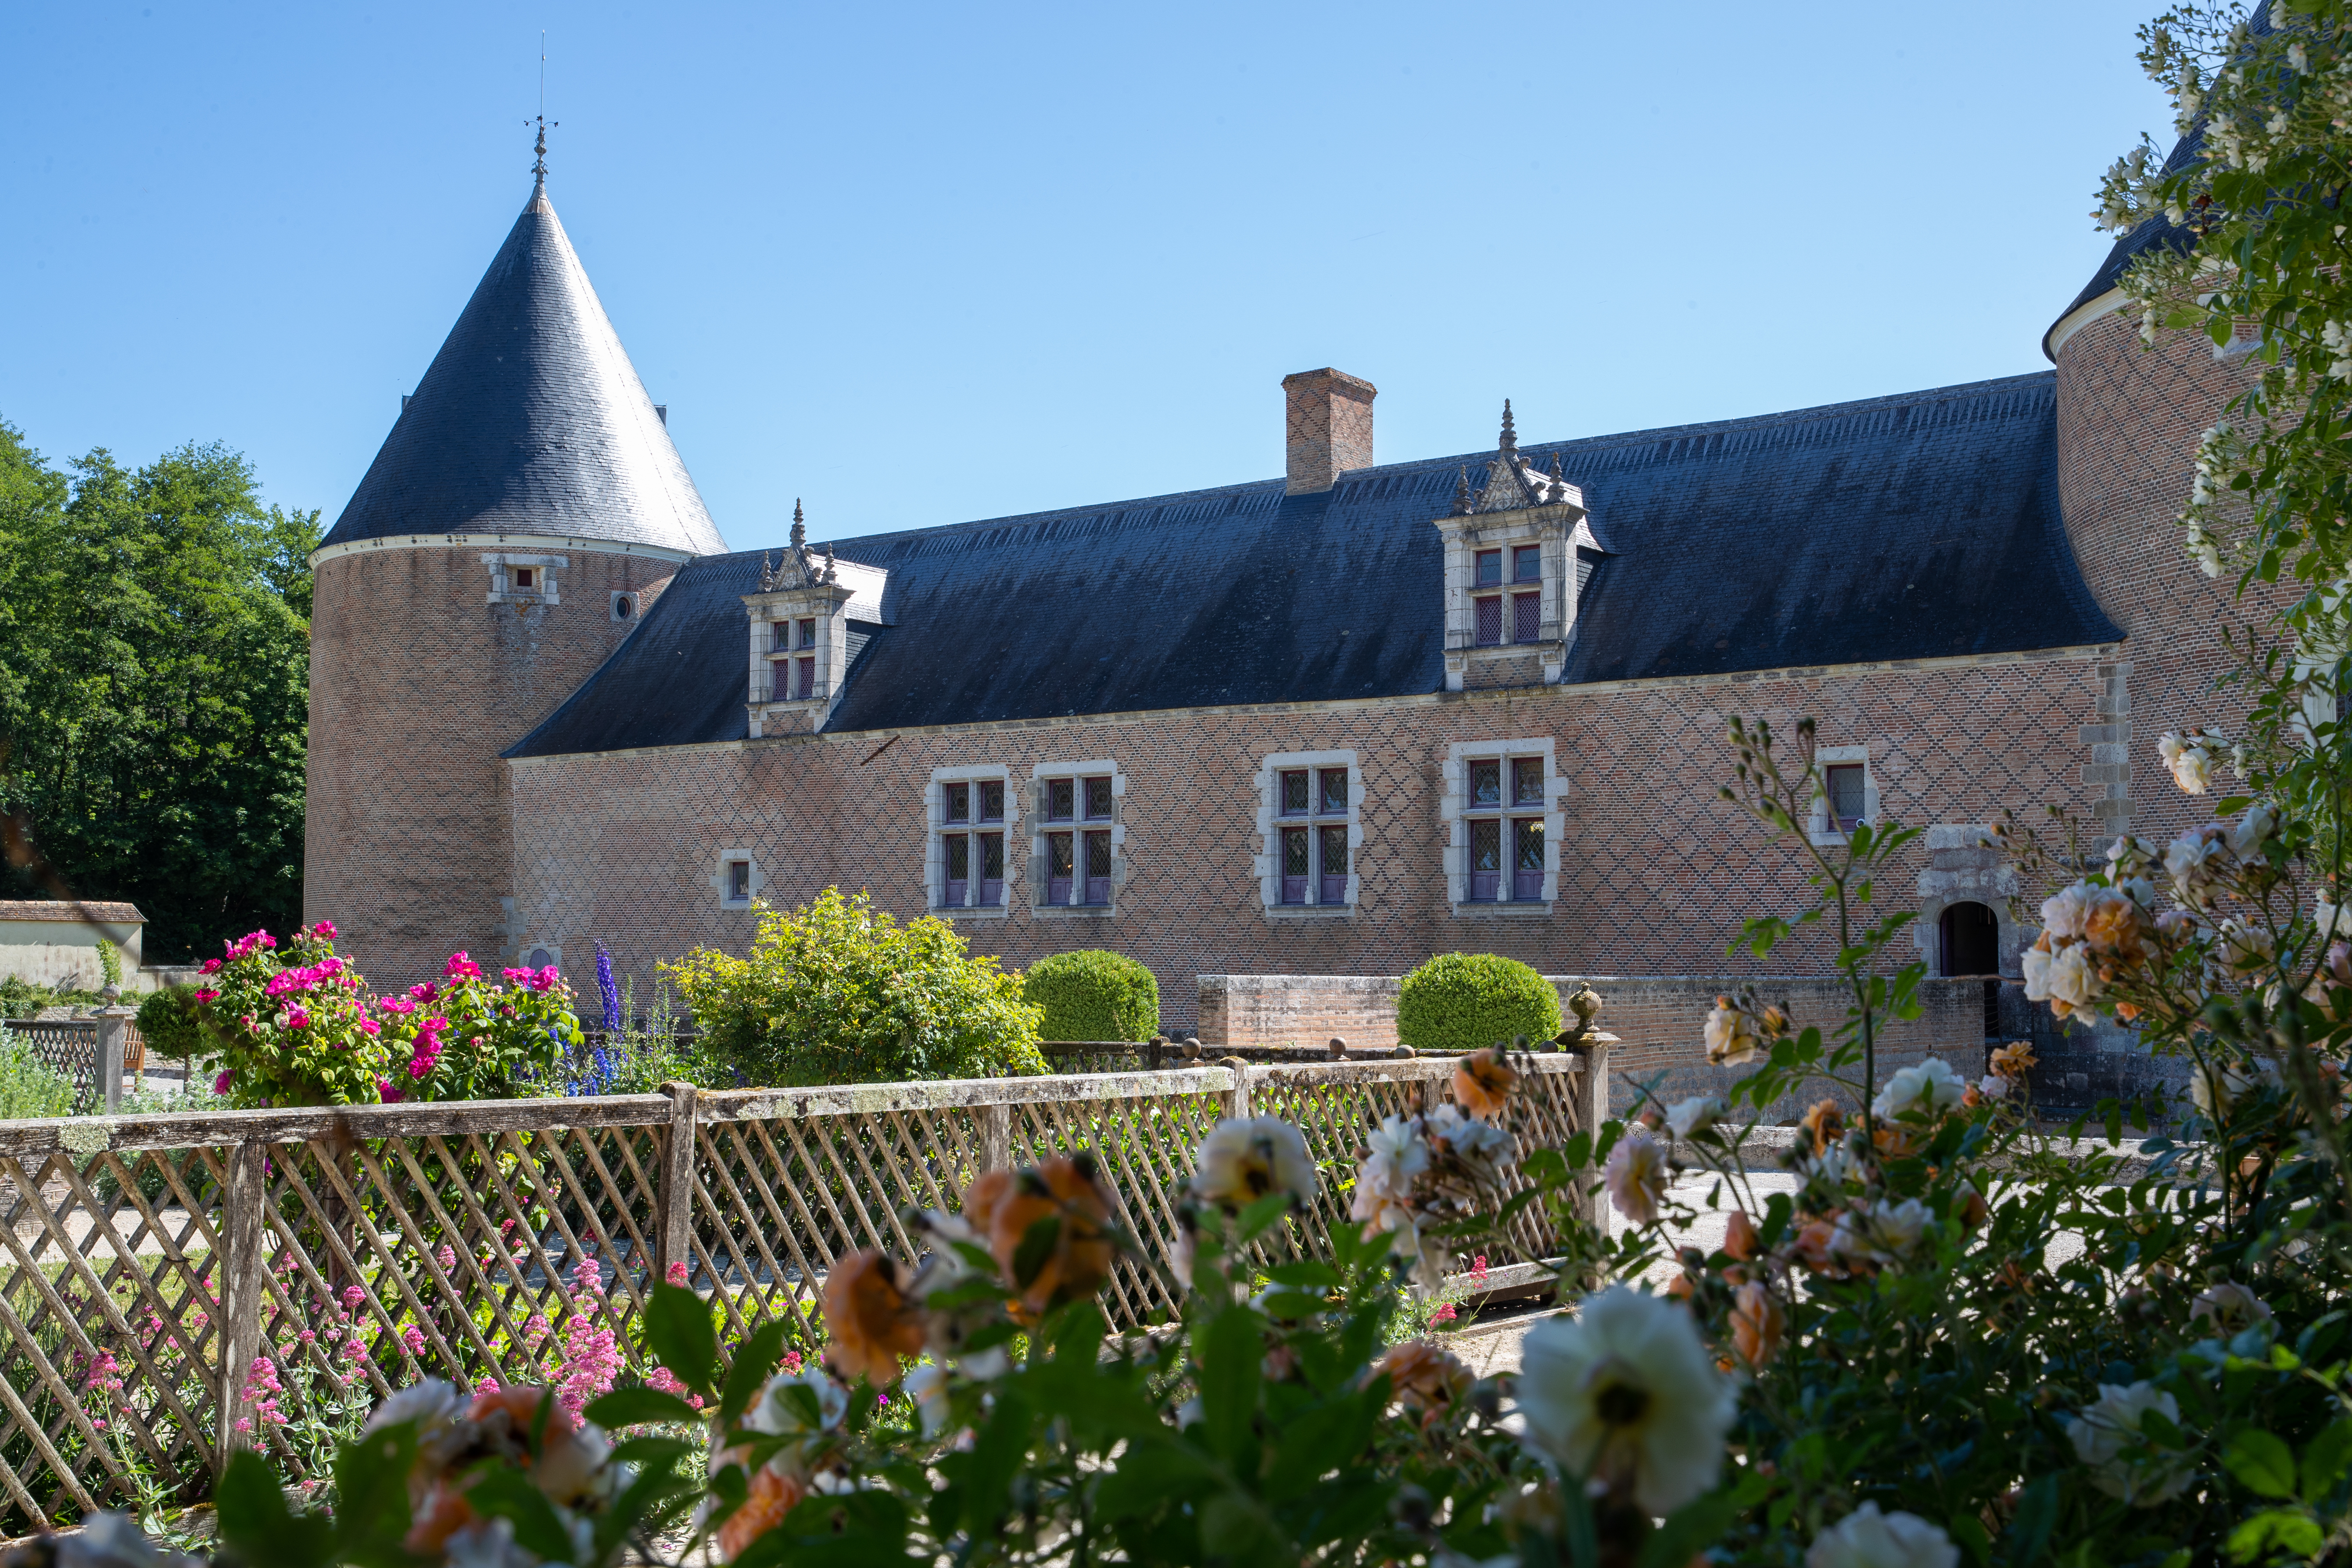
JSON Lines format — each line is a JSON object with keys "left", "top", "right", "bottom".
{"left": 304, "top": 141, "right": 2263, "bottom": 1056}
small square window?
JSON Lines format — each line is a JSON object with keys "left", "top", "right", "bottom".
{"left": 944, "top": 782, "right": 970, "bottom": 824}
{"left": 1469, "top": 759, "right": 1502, "bottom": 808}
{"left": 1317, "top": 768, "right": 1348, "bottom": 815}
{"left": 1083, "top": 775, "right": 1113, "bottom": 821}
{"left": 1513, "top": 545, "right": 1541, "bottom": 583}
{"left": 1279, "top": 770, "right": 1309, "bottom": 816}
{"left": 1511, "top": 757, "right": 1544, "bottom": 807}
{"left": 1475, "top": 549, "right": 1502, "bottom": 588}
{"left": 513, "top": 567, "right": 535, "bottom": 589}
{"left": 797, "top": 617, "right": 817, "bottom": 649}
{"left": 1046, "top": 778, "right": 1075, "bottom": 822}
{"left": 1826, "top": 764, "right": 1867, "bottom": 830}
{"left": 726, "top": 860, "right": 751, "bottom": 902}
{"left": 978, "top": 780, "right": 1005, "bottom": 822}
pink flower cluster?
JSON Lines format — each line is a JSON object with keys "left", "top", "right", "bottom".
{"left": 554, "top": 1256, "right": 622, "bottom": 1420}
{"left": 199, "top": 958, "right": 222, "bottom": 976}
{"left": 223, "top": 930, "right": 276, "bottom": 961}
{"left": 309, "top": 920, "right": 337, "bottom": 940}
{"left": 500, "top": 965, "right": 562, "bottom": 993}
{"left": 665, "top": 1261, "right": 689, "bottom": 1287}
{"left": 408, "top": 1016, "right": 448, "bottom": 1080}
{"left": 645, "top": 1364, "right": 705, "bottom": 1410}
{"left": 194, "top": 988, "right": 220, "bottom": 1005}
{"left": 444, "top": 951, "right": 482, "bottom": 981}
{"left": 240, "top": 1355, "right": 287, "bottom": 1430}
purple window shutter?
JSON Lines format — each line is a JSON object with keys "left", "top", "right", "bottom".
{"left": 1048, "top": 832, "right": 1073, "bottom": 904}
{"left": 1318, "top": 824, "right": 1348, "bottom": 905}
{"left": 1513, "top": 591, "right": 1540, "bottom": 643}
{"left": 980, "top": 833, "right": 1004, "bottom": 906}
{"left": 1469, "top": 818, "right": 1502, "bottom": 901}
{"left": 945, "top": 833, "right": 970, "bottom": 908}
{"left": 1475, "top": 596, "right": 1502, "bottom": 646}
{"left": 1513, "top": 818, "right": 1545, "bottom": 901}
{"left": 1084, "top": 830, "right": 1112, "bottom": 905}
{"left": 1280, "top": 828, "right": 1309, "bottom": 905}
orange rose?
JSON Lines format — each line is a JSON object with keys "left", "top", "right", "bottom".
{"left": 1370, "top": 1340, "right": 1471, "bottom": 1425}
{"left": 822, "top": 1249, "right": 925, "bottom": 1387}
{"left": 718, "top": 1464, "right": 807, "bottom": 1561}
{"left": 1799, "top": 1099, "right": 1844, "bottom": 1154}
{"left": 1956, "top": 1184, "right": 1988, "bottom": 1230}
{"left": 961, "top": 1168, "right": 1016, "bottom": 1239}
{"left": 405, "top": 1484, "right": 475, "bottom": 1555}
{"left": 987, "top": 1155, "right": 1117, "bottom": 1319}
{"left": 1729, "top": 1282, "right": 1784, "bottom": 1367}
{"left": 1988, "top": 1041, "right": 2036, "bottom": 1079}
{"left": 1722, "top": 1209, "right": 1758, "bottom": 1262}
{"left": 1451, "top": 1048, "right": 1519, "bottom": 1121}
{"left": 1793, "top": 1218, "right": 1837, "bottom": 1273}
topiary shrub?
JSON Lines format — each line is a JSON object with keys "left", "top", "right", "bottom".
{"left": 665, "top": 887, "right": 1047, "bottom": 1086}
{"left": 1395, "top": 951, "right": 1561, "bottom": 1056}
{"left": 135, "top": 983, "right": 205, "bottom": 1065}
{"left": 1023, "top": 950, "right": 1161, "bottom": 1042}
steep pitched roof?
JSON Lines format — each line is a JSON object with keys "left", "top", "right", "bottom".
{"left": 320, "top": 178, "right": 727, "bottom": 556}
{"left": 507, "top": 372, "right": 2113, "bottom": 758}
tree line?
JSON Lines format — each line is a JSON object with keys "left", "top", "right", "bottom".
{"left": 0, "top": 417, "right": 314, "bottom": 965}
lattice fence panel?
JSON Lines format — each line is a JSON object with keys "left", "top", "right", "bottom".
{"left": 1010, "top": 1088, "right": 1226, "bottom": 1324}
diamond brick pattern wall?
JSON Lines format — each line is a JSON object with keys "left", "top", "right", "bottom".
{"left": 305, "top": 546, "right": 680, "bottom": 985}
{"left": 507, "top": 648, "right": 2108, "bottom": 1039}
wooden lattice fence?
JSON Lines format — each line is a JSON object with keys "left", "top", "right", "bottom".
{"left": 0, "top": 1048, "right": 1602, "bottom": 1530}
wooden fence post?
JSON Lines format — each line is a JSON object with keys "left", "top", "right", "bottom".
{"left": 95, "top": 1007, "right": 133, "bottom": 1112}
{"left": 216, "top": 1140, "right": 265, "bottom": 1469}
{"left": 975, "top": 1103, "right": 1011, "bottom": 1175}
{"left": 1220, "top": 1058, "right": 1251, "bottom": 1121}
{"left": 1573, "top": 1041, "right": 1611, "bottom": 1228}
{"left": 655, "top": 1082, "right": 698, "bottom": 1286}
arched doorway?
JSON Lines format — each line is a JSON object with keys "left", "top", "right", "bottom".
{"left": 1940, "top": 901, "right": 2000, "bottom": 976}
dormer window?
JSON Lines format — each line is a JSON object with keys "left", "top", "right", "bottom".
{"left": 1431, "top": 402, "right": 1594, "bottom": 691}
{"left": 738, "top": 503, "right": 886, "bottom": 738}
{"left": 483, "top": 552, "right": 567, "bottom": 605}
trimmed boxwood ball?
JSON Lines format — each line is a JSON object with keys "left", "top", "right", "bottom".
{"left": 1396, "top": 952, "right": 1561, "bottom": 1056}
{"left": 1024, "top": 950, "right": 1161, "bottom": 1042}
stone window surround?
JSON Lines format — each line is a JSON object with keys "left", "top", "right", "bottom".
{"left": 1807, "top": 745, "right": 1881, "bottom": 846}
{"left": 1029, "top": 759, "right": 1125, "bottom": 917}
{"left": 1254, "top": 749, "right": 1362, "bottom": 918}
{"left": 713, "top": 850, "right": 764, "bottom": 909}
{"left": 483, "top": 552, "right": 568, "bottom": 606}
{"left": 927, "top": 763, "right": 1021, "bottom": 920}
{"left": 1440, "top": 738, "right": 1564, "bottom": 917}
{"left": 1434, "top": 510, "right": 1595, "bottom": 692}
{"left": 742, "top": 580, "right": 857, "bottom": 738}
{"left": 1914, "top": 824, "right": 2024, "bottom": 978}
{"left": 610, "top": 589, "right": 640, "bottom": 624}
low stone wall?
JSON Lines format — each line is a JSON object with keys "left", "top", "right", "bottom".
{"left": 1198, "top": 972, "right": 1995, "bottom": 1119}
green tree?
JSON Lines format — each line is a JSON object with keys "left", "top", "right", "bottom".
{"left": 0, "top": 420, "right": 316, "bottom": 963}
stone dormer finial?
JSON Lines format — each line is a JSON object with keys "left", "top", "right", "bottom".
{"left": 1452, "top": 466, "right": 1474, "bottom": 517}
{"left": 822, "top": 543, "right": 838, "bottom": 584}
{"left": 1499, "top": 399, "right": 1517, "bottom": 455}
{"left": 1545, "top": 450, "right": 1566, "bottom": 499}
{"left": 790, "top": 499, "right": 807, "bottom": 553}
{"left": 758, "top": 551, "right": 775, "bottom": 592}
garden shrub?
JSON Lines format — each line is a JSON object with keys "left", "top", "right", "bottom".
{"left": 133, "top": 983, "right": 205, "bottom": 1066}
{"left": 0, "top": 1026, "right": 74, "bottom": 1119}
{"left": 664, "top": 887, "right": 1045, "bottom": 1086}
{"left": 1395, "top": 951, "right": 1560, "bottom": 1055}
{"left": 1023, "top": 949, "right": 1159, "bottom": 1041}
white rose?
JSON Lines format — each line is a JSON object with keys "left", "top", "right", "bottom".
{"left": 1978, "top": 1074, "right": 2010, "bottom": 1101}
{"left": 1603, "top": 1129, "right": 1670, "bottom": 1227}
{"left": 1665, "top": 1095, "right": 1725, "bottom": 1141}
{"left": 1872, "top": 1058, "right": 1964, "bottom": 1120}
{"left": 2039, "top": 883, "right": 2097, "bottom": 940}
{"left": 1805, "top": 1503, "right": 1959, "bottom": 1568}
{"left": 1191, "top": 1116, "right": 1317, "bottom": 1211}
{"left": 2066, "top": 1382, "right": 2194, "bottom": 1505}
{"left": 2227, "top": 802, "right": 2280, "bottom": 858}
{"left": 2044, "top": 944, "right": 2102, "bottom": 1011}
{"left": 1703, "top": 1003, "right": 1763, "bottom": 1067}
{"left": 1830, "top": 1198, "right": 1930, "bottom": 1268}
{"left": 1358, "top": 1113, "right": 1431, "bottom": 1201}
{"left": 748, "top": 1367, "right": 847, "bottom": 1436}
{"left": 1515, "top": 1287, "right": 1736, "bottom": 1514}
{"left": 2021, "top": 942, "right": 2054, "bottom": 1001}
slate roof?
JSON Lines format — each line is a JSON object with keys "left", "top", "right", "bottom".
{"left": 508, "top": 371, "right": 2115, "bottom": 758}
{"left": 320, "top": 179, "right": 728, "bottom": 556}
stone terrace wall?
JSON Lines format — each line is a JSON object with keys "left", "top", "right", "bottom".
{"left": 1199, "top": 972, "right": 1989, "bottom": 1119}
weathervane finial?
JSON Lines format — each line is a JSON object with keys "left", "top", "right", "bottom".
{"left": 528, "top": 32, "right": 557, "bottom": 188}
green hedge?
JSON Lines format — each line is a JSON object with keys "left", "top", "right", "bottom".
{"left": 1023, "top": 951, "right": 1160, "bottom": 1042}
{"left": 136, "top": 983, "right": 206, "bottom": 1062}
{"left": 1395, "top": 952, "right": 1561, "bottom": 1056}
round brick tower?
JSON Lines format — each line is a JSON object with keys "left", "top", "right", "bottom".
{"left": 304, "top": 168, "right": 727, "bottom": 985}
{"left": 2047, "top": 155, "right": 2270, "bottom": 849}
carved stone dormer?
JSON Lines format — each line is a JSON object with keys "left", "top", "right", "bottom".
{"left": 739, "top": 502, "right": 887, "bottom": 737}
{"left": 1431, "top": 402, "right": 1595, "bottom": 692}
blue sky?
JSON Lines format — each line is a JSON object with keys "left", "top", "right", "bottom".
{"left": 3, "top": 1, "right": 2170, "bottom": 550}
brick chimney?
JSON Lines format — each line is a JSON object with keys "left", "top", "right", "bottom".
{"left": 1281, "top": 369, "right": 1377, "bottom": 495}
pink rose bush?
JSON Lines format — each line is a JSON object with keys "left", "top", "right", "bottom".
{"left": 199, "top": 925, "right": 581, "bottom": 1107}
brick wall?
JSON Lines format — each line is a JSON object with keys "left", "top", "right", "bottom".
{"left": 506, "top": 645, "right": 2112, "bottom": 1037}
{"left": 1197, "top": 971, "right": 1987, "bottom": 1118}
{"left": 305, "top": 545, "right": 680, "bottom": 986}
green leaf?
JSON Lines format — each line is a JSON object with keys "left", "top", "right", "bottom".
{"left": 1265, "top": 1260, "right": 1344, "bottom": 1289}
{"left": 644, "top": 1281, "right": 718, "bottom": 1397}
{"left": 2302, "top": 1419, "right": 2352, "bottom": 1502}
{"left": 1637, "top": 1485, "right": 1739, "bottom": 1568}
{"left": 2227, "top": 1507, "right": 2322, "bottom": 1563}
{"left": 2008, "top": 1474, "right": 2058, "bottom": 1567}
{"left": 1947, "top": 1511, "right": 1993, "bottom": 1568}
{"left": 1236, "top": 1189, "right": 1293, "bottom": 1243}
{"left": 214, "top": 1450, "right": 335, "bottom": 1568}
{"left": 1012, "top": 1213, "right": 1061, "bottom": 1287}
{"left": 2227, "top": 1429, "right": 2298, "bottom": 1498}
{"left": 330, "top": 1419, "right": 418, "bottom": 1556}
{"left": 585, "top": 1386, "right": 705, "bottom": 1429}
{"left": 719, "top": 1320, "right": 792, "bottom": 1429}
{"left": 466, "top": 1466, "right": 580, "bottom": 1562}
{"left": 1199, "top": 1306, "right": 1264, "bottom": 1465}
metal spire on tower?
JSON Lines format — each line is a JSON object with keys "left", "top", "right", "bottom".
{"left": 529, "top": 32, "right": 558, "bottom": 189}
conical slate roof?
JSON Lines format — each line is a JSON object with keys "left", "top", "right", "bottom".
{"left": 321, "top": 177, "right": 727, "bottom": 556}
